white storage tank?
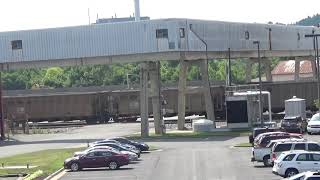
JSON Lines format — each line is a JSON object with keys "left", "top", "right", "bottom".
{"left": 285, "top": 96, "right": 306, "bottom": 119}
{"left": 193, "top": 119, "right": 213, "bottom": 132}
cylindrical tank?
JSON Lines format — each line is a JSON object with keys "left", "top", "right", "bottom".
{"left": 285, "top": 96, "right": 306, "bottom": 119}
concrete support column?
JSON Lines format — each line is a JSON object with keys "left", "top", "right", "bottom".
{"left": 245, "top": 59, "right": 253, "bottom": 83}
{"left": 310, "top": 58, "right": 317, "bottom": 80}
{"left": 294, "top": 58, "right": 301, "bottom": 82}
{"left": 149, "top": 61, "right": 163, "bottom": 135}
{"left": 200, "top": 59, "right": 216, "bottom": 127}
{"left": 264, "top": 59, "right": 273, "bottom": 82}
{"left": 140, "top": 62, "right": 149, "bottom": 137}
{"left": 177, "top": 60, "right": 188, "bottom": 130}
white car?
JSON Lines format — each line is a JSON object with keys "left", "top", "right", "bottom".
{"left": 307, "top": 113, "right": 320, "bottom": 134}
{"left": 271, "top": 140, "right": 320, "bottom": 163}
{"left": 89, "top": 139, "right": 139, "bottom": 152}
{"left": 284, "top": 171, "right": 320, "bottom": 180}
{"left": 272, "top": 150, "right": 320, "bottom": 178}
{"left": 251, "top": 138, "right": 305, "bottom": 167}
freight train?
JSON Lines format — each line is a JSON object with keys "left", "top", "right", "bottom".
{"left": 3, "top": 81, "right": 318, "bottom": 124}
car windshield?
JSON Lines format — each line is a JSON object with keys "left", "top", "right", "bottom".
{"left": 311, "top": 114, "right": 320, "bottom": 121}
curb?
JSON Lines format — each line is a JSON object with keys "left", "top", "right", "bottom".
{"left": 43, "top": 168, "right": 64, "bottom": 180}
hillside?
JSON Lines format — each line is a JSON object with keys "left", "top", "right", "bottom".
{"left": 296, "top": 14, "right": 320, "bottom": 26}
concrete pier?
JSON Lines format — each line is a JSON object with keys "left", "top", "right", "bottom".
{"left": 140, "top": 62, "right": 149, "bottom": 137}
{"left": 177, "top": 60, "right": 188, "bottom": 130}
{"left": 149, "top": 62, "right": 163, "bottom": 134}
{"left": 200, "top": 59, "right": 215, "bottom": 127}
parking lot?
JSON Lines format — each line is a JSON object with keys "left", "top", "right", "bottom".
{"left": 60, "top": 135, "right": 303, "bottom": 180}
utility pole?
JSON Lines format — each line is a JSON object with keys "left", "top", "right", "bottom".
{"left": 253, "top": 41, "right": 263, "bottom": 125}
{"left": 0, "top": 72, "right": 4, "bottom": 140}
{"left": 305, "top": 34, "right": 320, "bottom": 106}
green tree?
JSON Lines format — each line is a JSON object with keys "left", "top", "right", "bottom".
{"left": 43, "top": 67, "right": 67, "bottom": 88}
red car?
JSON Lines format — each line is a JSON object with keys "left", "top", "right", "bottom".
{"left": 64, "top": 149, "right": 130, "bottom": 171}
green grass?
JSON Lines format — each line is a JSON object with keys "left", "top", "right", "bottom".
{"left": 233, "top": 142, "right": 253, "bottom": 147}
{"left": 148, "top": 145, "right": 159, "bottom": 151}
{"left": 0, "top": 147, "right": 85, "bottom": 177}
{"left": 126, "top": 130, "right": 250, "bottom": 139}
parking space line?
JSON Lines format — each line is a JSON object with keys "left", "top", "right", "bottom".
{"left": 51, "top": 170, "right": 66, "bottom": 180}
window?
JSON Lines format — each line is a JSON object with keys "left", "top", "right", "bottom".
{"left": 283, "top": 154, "right": 296, "bottom": 161}
{"left": 179, "top": 28, "right": 185, "bottom": 38}
{"left": 294, "top": 143, "right": 306, "bottom": 150}
{"left": 86, "top": 152, "right": 95, "bottom": 157}
{"left": 307, "top": 177, "right": 320, "bottom": 180}
{"left": 296, "top": 154, "right": 308, "bottom": 161}
{"left": 156, "top": 29, "right": 168, "bottom": 39}
{"left": 245, "top": 31, "right": 250, "bottom": 40}
{"left": 308, "top": 144, "right": 320, "bottom": 151}
{"left": 312, "top": 154, "right": 320, "bottom": 161}
{"left": 95, "top": 151, "right": 112, "bottom": 157}
{"left": 11, "top": 40, "right": 23, "bottom": 50}
{"left": 274, "top": 144, "right": 291, "bottom": 152}
{"left": 101, "top": 152, "right": 112, "bottom": 157}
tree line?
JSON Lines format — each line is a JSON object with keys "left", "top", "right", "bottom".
{"left": 2, "top": 59, "right": 280, "bottom": 90}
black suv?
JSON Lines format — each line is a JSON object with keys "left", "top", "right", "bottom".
{"left": 280, "top": 116, "right": 307, "bottom": 133}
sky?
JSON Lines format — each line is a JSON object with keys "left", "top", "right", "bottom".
{"left": 0, "top": 0, "right": 319, "bottom": 32}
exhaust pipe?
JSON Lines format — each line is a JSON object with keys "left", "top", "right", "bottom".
{"left": 134, "top": 0, "right": 140, "bottom": 21}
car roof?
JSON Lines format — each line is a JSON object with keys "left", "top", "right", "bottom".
{"left": 285, "top": 150, "right": 320, "bottom": 155}
{"left": 274, "top": 139, "right": 310, "bottom": 145}
{"left": 269, "top": 138, "right": 306, "bottom": 144}
{"left": 255, "top": 132, "right": 287, "bottom": 140}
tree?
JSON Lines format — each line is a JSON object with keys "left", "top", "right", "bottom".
{"left": 43, "top": 67, "right": 67, "bottom": 88}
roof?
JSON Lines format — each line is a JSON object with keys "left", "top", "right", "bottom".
{"left": 285, "top": 96, "right": 305, "bottom": 102}
{"left": 272, "top": 60, "right": 313, "bottom": 75}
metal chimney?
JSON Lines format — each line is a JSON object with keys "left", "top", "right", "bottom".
{"left": 134, "top": 0, "right": 140, "bottom": 21}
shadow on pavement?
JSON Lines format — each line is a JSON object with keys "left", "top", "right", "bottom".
{"left": 138, "top": 136, "right": 239, "bottom": 142}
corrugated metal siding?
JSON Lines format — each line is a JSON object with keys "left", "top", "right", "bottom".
{"left": 0, "top": 19, "right": 317, "bottom": 63}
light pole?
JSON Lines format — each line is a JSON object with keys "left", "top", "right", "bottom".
{"left": 305, "top": 34, "right": 320, "bottom": 107}
{"left": 253, "top": 40, "right": 263, "bottom": 125}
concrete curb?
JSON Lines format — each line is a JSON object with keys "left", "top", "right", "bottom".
{"left": 43, "top": 168, "right": 64, "bottom": 180}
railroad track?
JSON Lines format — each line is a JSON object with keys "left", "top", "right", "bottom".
{"left": 28, "top": 121, "right": 86, "bottom": 129}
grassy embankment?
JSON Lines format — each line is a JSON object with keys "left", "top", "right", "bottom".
{"left": 0, "top": 147, "right": 85, "bottom": 178}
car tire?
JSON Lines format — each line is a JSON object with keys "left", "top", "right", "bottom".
{"left": 263, "top": 156, "right": 272, "bottom": 167}
{"left": 308, "top": 132, "right": 312, "bottom": 135}
{"left": 108, "top": 161, "right": 119, "bottom": 170}
{"left": 285, "top": 168, "right": 298, "bottom": 177}
{"left": 70, "top": 162, "right": 80, "bottom": 171}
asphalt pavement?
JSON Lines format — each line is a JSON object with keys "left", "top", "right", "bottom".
{"left": 0, "top": 123, "right": 140, "bottom": 158}
{"left": 60, "top": 136, "right": 283, "bottom": 180}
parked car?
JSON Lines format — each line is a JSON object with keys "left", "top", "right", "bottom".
{"left": 254, "top": 131, "right": 289, "bottom": 146}
{"left": 110, "top": 137, "right": 149, "bottom": 151}
{"left": 284, "top": 171, "right": 320, "bottom": 180}
{"left": 251, "top": 138, "right": 305, "bottom": 167}
{"left": 64, "top": 149, "right": 130, "bottom": 171}
{"left": 272, "top": 150, "right": 320, "bottom": 177}
{"left": 91, "top": 143, "right": 141, "bottom": 157}
{"left": 256, "top": 133, "right": 303, "bottom": 148}
{"left": 281, "top": 116, "right": 307, "bottom": 133}
{"left": 271, "top": 141, "right": 320, "bottom": 163}
{"left": 89, "top": 140, "right": 138, "bottom": 151}
{"left": 74, "top": 146, "right": 138, "bottom": 161}
{"left": 307, "top": 113, "right": 320, "bottom": 134}
{"left": 249, "top": 127, "right": 284, "bottom": 144}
